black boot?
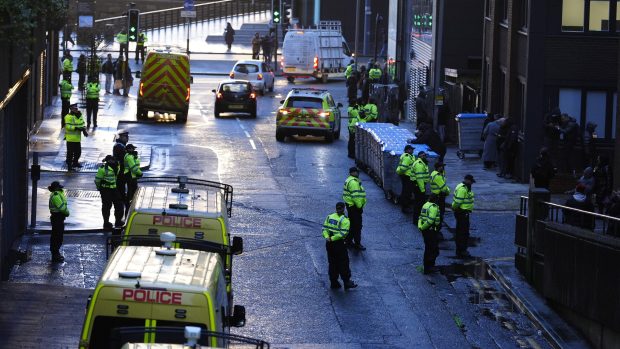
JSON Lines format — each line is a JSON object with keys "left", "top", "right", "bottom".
{"left": 344, "top": 280, "right": 358, "bottom": 289}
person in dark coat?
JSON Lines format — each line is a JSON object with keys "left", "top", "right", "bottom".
{"left": 415, "top": 87, "right": 430, "bottom": 127}
{"left": 563, "top": 183, "right": 595, "bottom": 230}
{"left": 482, "top": 116, "right": 502, "bottom": 169}
{"left": 347, "top": 71, "right": 359, "bottom": 104}
{"left": 530, "top": 147, "right": 556, "bottom": 189}
{"left": 412, "top": 123, "right": 446, "bottom": 162}
{"left": 582, "top": 122, "right": 597, "bottom": 168}
{"left": 77, "top": 54, "right": 87, "bottom": 91}
{"left": 593, "top": 155, "right": 612, "bottom": 213}
{"left": 224, "top": 22, "right": 235, "bottom": 51}
{"left": 559, "top": 114, "right": 579, "bottom": 175}
{"left": 497, "top": 117, "right": 518, "bottom": 179}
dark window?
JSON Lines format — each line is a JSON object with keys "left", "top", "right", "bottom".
{"left": 485, "top": 0, "right": 491, "bottom": 18}
{"left": 221, "top": 83, "right": 250, "bottom": 93}
{"left": 234, "top": 64, "right": 259, "bottom": 73}
{"left": 499, "top": 0, "right": 508, "bottom": 22}
{"left": 286, "top": 97, "right": 324, "bottom": 109}
{"left": 519, "top": 0, "right": 529, "bottom": 29}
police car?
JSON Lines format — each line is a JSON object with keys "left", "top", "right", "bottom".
{"left": 275, "top": 88, "right": 343, "bottom": 142}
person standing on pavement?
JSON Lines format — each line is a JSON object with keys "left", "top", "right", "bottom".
{"left": 95, "top": 155, "right": 125, "bottom": 230}
{"left": 452, "top": 174, "right": 475, "bottom": 258}
{"left": 102, "top": 54, "right": 115, "bottom": 94}
{"left": 396, "top": 145, "right": 415, "bottom": 213}
{"left": 482, "top": 116, "right": 501, "bottom": 169}
{"left": 59, "top": 78, "right": 73, "bottom": 128}
{"left": 323, "top": 202, "right": 358, "bottom": 290}
{"left": 530, "top": 147, "right": 556, "bottom": 190}
{"left": 135, "top": 31, "right": 148, "bottom": 63}
{"left": 261, "top": 33, "right": 273, "bottom": 64}
{"left": 347, "top": 70, "right": 359, "bottom": 104}
{"left": 85, "top": 79, "right": 100, "bottom": 128}
{"left": 116, "top": 29, "right": 129, "bottom": 59}
{"left": 224, "top": 22, "right": 235, "bottom": 52}
{"left": 343, "top": 167, "right": 367, "bottom": 250}
{"left": 363, "top": 98, "right": 378, "bottom": 122}
{"left": 48, "top": 181, "right": 69, "bottom": 263}
{"left": 411, "top": 151, "right": 430, "bottom": 222}
{"left": 251, "top": 32, "right": 261, "bottom": 60}
{"left": 347, "top": 100, "right": 364, "bottom": 158}
{"left": 430, "top": 161, "right": 450, "bottom": 226}
{"left": 113, "top": 131, "right": 129, "bottom": 214}
{"left": 77, "top": 54, "right": 87, "bottom": 91}
{"left": 62, "top": 51, "right": 73, "bottom": 83}
{"left": 418, "top": 194, "right": 441, "bottom": 274}
{"left": 124, "top": 144, "right": 142, "bottom": 207}
{"left": 64, "top": 103, "right": 87, "bottom": 171}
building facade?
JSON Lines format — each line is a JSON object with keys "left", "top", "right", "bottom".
{"left": 482, "top": 0, "right": 618, "bottom": 180}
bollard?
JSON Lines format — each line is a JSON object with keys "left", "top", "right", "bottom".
{"left": 526, "top": 187, "right": 550, "bottom": 283}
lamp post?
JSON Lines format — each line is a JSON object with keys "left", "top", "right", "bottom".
{"left": 354, "top": 0, "right": 360, "bottom": 67}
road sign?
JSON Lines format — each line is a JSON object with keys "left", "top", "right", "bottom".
{"left": 181, "top": 11, "right": 196, "bottom": 18}
{"left": 184, "top": 0, "right": 195, "bottom": 11}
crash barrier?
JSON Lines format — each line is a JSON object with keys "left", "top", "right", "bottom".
{"left": 455, "top": 113, "right": 485, "bottom": 159}
{"left": 370, "top": 84, "right": 401, "bottom": 125}
{"left": 354, "top": 123, "right": 438, "bottom": 203}
{"left": 94, "top": 0, "right": 271, "bottom": 42}
{"left": 515, "top": 194, "right": 620, "bottom": 343}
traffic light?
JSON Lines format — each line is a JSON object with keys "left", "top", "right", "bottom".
{"left": 283, "top": 3, "right": 292, "bottom": 26}
{"left": 273, "top": 0, "right": 281, "bottom": 24}
{"left": 273, "top": 9, "right": 281, "bottom": 24}
{"left": 128, "top": 9, "right": 140, "bottom": 42}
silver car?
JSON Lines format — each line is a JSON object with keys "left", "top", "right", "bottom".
{"left": 229, "top": 60, "right": 275, "bottom": 95}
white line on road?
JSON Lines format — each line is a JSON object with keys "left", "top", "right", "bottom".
{"left": 244, "top": 131, "right": 251, "bottom": 138}
{"left": 236, "top": 117, "right": 245, "bottom": 130}
{"left": 249, "top": 139, "right": 257, "bottom": 150}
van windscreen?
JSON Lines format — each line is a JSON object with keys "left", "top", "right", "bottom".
{"left": 286, "top": 97, "right": 323, "bottom": 109}
{"left": 234, "top": 64, "right": 259, "bottom": 73}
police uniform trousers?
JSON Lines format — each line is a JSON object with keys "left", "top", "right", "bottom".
{"left": 347, "top": 132, "right": 356, "bottom": 158}
{"left": 125, "top": 173, "right": 138, "bottom": 209}
{"left": 421, "top": 227, "right": 439, "bottom": 272}
{"left": 454, "top": 211, "right": 471, "bottom": 254}
{"left": 120, "top": 43, "right": 129, "bottom": 59}
{"left": 61, "top": 99, "right": 70, "bottom": 127}
{"left": 345, "top": 205, "right": 363, "bottom": 245}
{"left": 400, "top": 175, "right": 413, "bottom": 211}
{"left": 100, "top": 187, "right": 124, "bottom": 224}
{"left": 86, "top": 98, "right": 99, "bottom": 127}
{"left": 63, "top": 71, "right": 72, "bottom": 83}
{"left": 115, "top": 165, "right": 127, "bottom": 214}
{"left": 412, "top": 186, "right": 427, "bottom": 222}
{"left": 66, "top": 141, "right": 81, "bottom": 167}
{"left": 50, "top": 213, "right": 66, "bottom": 254}
{"left": 326, "top": 239, "right": 352, "bottom": 283}
{"left": 135, "top": 45, "right": 146, "bottom": 62}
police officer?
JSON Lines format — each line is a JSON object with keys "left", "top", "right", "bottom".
{"left": 85, "top": 79, "right": 101, "bottom": 128}
{"left": 347, "top": 100, "right": 365, "bottom": 159}
{"left": 363, "top": 98, "right": 378, "bottom": 122}
{"left": 323, "top": 202, "right": 358, "bottom": 290}
{"left": 411, "top": 151, "right": 430, "bottom": 222}
{"left": 430, "top": 162, "right": 450, "bottom": 226}
{"left": 64, "top": 103, "right": 87, "bottom": 171}
{"left": 396, "top": 145, "right": 415, "bottom": 213}
{"left": 135, "top": 31, "right": 148, "bottom": 63}
{"left": 124, "top": 144, "right": 142, "bottom": 207}
{"left": 368, "top": 63, "right": 382, "bottom": 83}
{"left": 59, "top": 78, "right": 73, "bottom": 128}
{"left": 344, "top": 59, "right": 355, "bottom": 80}
{"left": 95, "top": 155, "right": 125, "bottom": 230}
{"left": 113, "top": 130, "right": 129, "bottom": 213}
{"left": 48, "top": 181, "right": 70, "bottom": 262}
{"left": 116, "top": 29, "right": 128, "bottom": 59}
{"left": 62, "top": 51, "right": 73, "bottom": 82}
{"left": 343, "top": 167, "right": 367, "bottom": 250}
{"left": 452, "top": 174, "right": 475, "bottom": 258}
{"left": 418, "top": 194, "right": 441, "bottom": 274}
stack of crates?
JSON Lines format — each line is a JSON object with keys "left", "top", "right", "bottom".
{"left": 354, "top": 123, "right": 438, "bottom": 203}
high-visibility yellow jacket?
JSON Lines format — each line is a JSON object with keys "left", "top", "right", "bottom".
{"left": 95, "top": 164, "right": 118, "bottom": 190}
{"left": 49, "top": 190, "right": 70, "bottom": 216}
{"left": 85, "top": 82, "right": 100, "bottom": 99}
{"left": 322, "top": 212, "right": 350, "bottom": 241}
{"left": 64, "top": 112, "right": 85, "bottom": 142}
{"left": 347, "top": 106, "right": 365, "bottom": 133}
{"left": 363, "top": 103, "right": 378, "bottom": 122}
{"left": 137, "top": 33, "right": 148, "bottom": 46}
{"left": 430, "top": 170, "right": 450, "bottom": 196}
{"left": 344, "top": 64, "right": 356, "bottom": 79}
{"left": 418, "top": 201, "right": 440, "bottom": 230}
{"left": 452, "top": 183, "right": 474, "bottom": 212}
{"left": 116, "top": 32, "right": 128, "bottom": 44}
{"left": 368, "top": 68, "right": 382, "bottom": 80}
{"left": 63, "top": 58, "right": 73, "bottom": 72}
{"left": 124, "top": 153, "right": 142, "bottom": 179}
{"left": 343, "top": 175, "right": 366, "bottom": 209}
{"left": 396, "top": 153, "right": 415, "bottom": 177}
{"left": 411, "top": 158, "right": 430, "bottom": 192}
{"left": 60, "top": 80, "right": 73, "bottom": 99}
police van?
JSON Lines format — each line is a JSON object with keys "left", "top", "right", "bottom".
{"left": 80, "top": 233, "right": 246, "bottom": 349}
{"left": 281, "top": 20, "right": 352, "bottom": 83}
{"left": 137, "top": 46, "right": 191, "bottom": 123}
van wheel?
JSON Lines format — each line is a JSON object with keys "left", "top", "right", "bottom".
{"left": 137, "top": 107, "right": 147, "bottom": 120}
{"left": 287, "top": 76, "right": 295, "bottom": 83}
{"left": 250, "top": 106, "right": 257, "bottom": 118}
{"left": 214, "top": 107, "right": 220, "bottom": 118}
{"left": 276, "top": 130, "right": 285, "bottom": 142}
{"left": 321, "top": 74, "right": 328, "bottom": 84}
{"left": 325, "top": 132, "right": 334, "bottom": 143}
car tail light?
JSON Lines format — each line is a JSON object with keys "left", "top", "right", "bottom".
{"left": 139, "top": 82, "right": 144, "bottom": 96}
{"left": 229, "top": 72, "right": 235, "bottom": 79}
{"left": 250, "top": 92, "right": 256, "bottom": 99}
{"left": 216, "top": 92, "right": 223, "bottom": 99}
{"left": 257, "top": 73, "right": 263, "bottom": 80}
{"left": 186, "top": 87, "right": 190, "bottom": 101}
{"left": 318, "top": 111, "right": 330, "bottom": 118}
{"left": 313, "top": 56, "right": 318, "bottom": 70}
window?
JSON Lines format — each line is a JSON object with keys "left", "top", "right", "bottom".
{"left": 562, "top": 0, "right": 585, "bottom": 31}
{"left": 234, "top": 64, "right": 259, "bottom": 73}
{"left": 586, "top": 91, "right": 607, "bottom": 135}
{"left": 412, "top": 0, "right": 433, "bottom": 45}
{"left": 519, "top": 0, "right": 529, "bottom": 29}
{"left": 559, "top": 88, "right": 582, "bottom": 120}
{"left": 221, "top": 83, "right": 249, "bottom": 93}
{"left": 286, "top": 97, "right": 323, "bottom": 109}
{"left": 589, "top": 0, "right": 610, "bottom": 31}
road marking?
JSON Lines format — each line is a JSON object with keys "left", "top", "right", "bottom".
{"left": 244, "top": 131, "right": 251, "bottom": 138}
{"left": 249, "top": 139, "right": 256, "bottom": 150}
{"left": 236, "top": 117, "right": 245, "bottom": 130}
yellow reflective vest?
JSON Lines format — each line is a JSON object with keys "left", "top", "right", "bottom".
{"left": 85, "top": 82, "right": 100, "bottom": 99}
{"left": 343, "top": 175, "right": 367, "bottom": 209}
{"left": 368, "top": 68, "right": 382, "bottom": 80}
{"left": 322, "top": 212, "right": 350, "bottom": 241}
{"left": 60, "top": 80, "right": 73, "bottom": 99}
{"left": 396, "top": 153, "right": 415, "bottom": 177}
{"left": 452, "top": 183, "right": 474, "bottom": 212}
{"left": 116, "top": 32, "right": 128, "bottom": 44}
{"left": 363, "top": 103, "right": 378, "bottom": 122}
{"left": 430, "top": 170, "right": 450, "bottom": 196}
{"left": 95, "top": 164, "right": 118, "bottom": 190}
{"left": 63, "top": 58, "right": 73, "bottom": 72}
{"left": 418, "top": 201, "right": 440, "bottom": 230}
{"left": 49, "top": 190, "right": 70, "bottom": 216}
{"left": 411, "top": 158, "right": 430, "bottom": 192}
{"left": 64, "top": 112, "right": 85, "bottom": 142}
{"left": 124, "top": 153, "right": 142, "bottom": 179}
{"left": 137, "top": 33, "right": 148, "bottom": 46}
{"left": 348, "top": 106, "right": 365, "bottom": 133}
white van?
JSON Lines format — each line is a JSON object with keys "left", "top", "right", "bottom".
{"left": 282, "top": 21, "right": 353, "bottom": 83}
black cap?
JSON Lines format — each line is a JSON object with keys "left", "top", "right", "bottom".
{"left": 69, "top": 103, "right": 79, "bottom": 109}
{"left": 418, "top": 151, "right": 426, "bottom": 156}
{"left": 349, "top": 167, "right": 359, "bottom": 173}
{"left": 336, "top": 202, "right": 346, "bottom": 209}
{"left": 48, "top": 181, "right": 64, "bottom": 190}
{"left": 104, "top": 155, "right": 115, "bottom": 162}
{"left": 404, "top": 144, "right": 413, "bottom": 151}
{"left": 434, "top": 161, "right": 445, "bottom": 169}
{"left": 125, "top": 143, "right": 136, "bottom": 150}
{"left": 464, "top": 174, "right": 476, "bottom": 183}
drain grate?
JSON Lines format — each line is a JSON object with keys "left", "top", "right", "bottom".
{"left": 63, "top": 189, "right": 101, "bottom": 198}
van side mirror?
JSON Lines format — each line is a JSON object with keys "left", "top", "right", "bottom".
{"left": 231, "top": 236, "right": 243, "bottom": 255}
{"left": 231, "top": 305, "right": 246, "bottom": 327}
{"left": 337, "top": 103, "right": 343, "bottom": 108}
{"left": 212, "top": 89, "right": 216, "bottom": 93}
{"left": 136, "top": 71, "right": 141, "bottom": 78}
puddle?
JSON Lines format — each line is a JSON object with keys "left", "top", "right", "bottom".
{"left": 439, "top": 259, "right": 489, "bottom": 283}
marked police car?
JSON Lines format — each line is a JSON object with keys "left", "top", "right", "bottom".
{"left": 275, "top": 88, "right": 343, "bottom": 142}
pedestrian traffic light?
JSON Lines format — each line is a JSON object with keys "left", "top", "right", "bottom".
{"left": 128, "top": 9, "right": 140, "bottom": 42}
{"left": 273, "top": 0, "right": 281, "bottom": 24}
{"left": 273, "top": 9, "right": 281, "bottom": 23}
